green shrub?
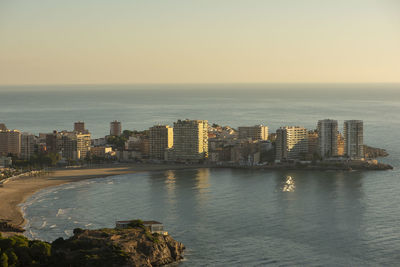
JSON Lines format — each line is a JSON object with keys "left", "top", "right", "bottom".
{"left": 127, "top": 220, "right": 145, "bottom": 229}
{"left": 0, "top": 253, "right": 8, "bottom": 267}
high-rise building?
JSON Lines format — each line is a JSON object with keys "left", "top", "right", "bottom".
{"left": 344, "top": 120, "right": 364, "bottom": 160}
{"left": 46, "top": 131, "right": 63, "bottom": 154}
{"left": 110, "top": 121, "right": 122, "bottom": 136}
{"left": 307, "top": 130, "right": 319, "bottom": 157}
{"left": 172, "top": 119, "right": 208, "bottom": 161}
{"left": 63, "top": 132, "right": 91, "bottom": 160}
{"left": 21, "top": 133, "right": 35, "bottom": 160}
{"left": 337, "top": 133, "right": 345, "bottom": 156}
{"left": 238, "top": 125, "right": 268, "bottom": 140}
{"left": 0, "top": 130, "right": 21, "bottom": 157}
{"left": 275, "top": 126, "right": 308, "bottom": 161}
{"left": 317, "top": 119, "right": 338, "bottom": 158}
{"left": 74, "top": 121, "right": 86, "bottom": 133}
{"left": 0, "top": 123, "right": 7, "bottom": 131}
{"left": 149, "top": 125, "right": 173, "bottom": 160}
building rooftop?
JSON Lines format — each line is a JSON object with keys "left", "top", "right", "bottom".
{"left": 116, "top": 220, "right": 163, "bottom": 225}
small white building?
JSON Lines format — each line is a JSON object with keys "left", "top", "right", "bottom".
{"left": 115, "top": 220, "right": 168, "bottom": 235}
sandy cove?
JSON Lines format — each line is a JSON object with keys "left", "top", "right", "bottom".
{"left": 0, "top": 164, "right": 206, "bottom": 230}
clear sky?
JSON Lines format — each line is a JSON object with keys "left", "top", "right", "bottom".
{"left": 0, "top": 0, "right": 399, "bottom": 85}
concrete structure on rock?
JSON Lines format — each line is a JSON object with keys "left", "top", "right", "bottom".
{"left": 149, "top": 125, "right": 173, "bottom": 160}
{"left": 275, "top": 126, "right": 308, "bottom": 161}
{"left": 344, "top": 120, "right": 364, "bottom": 160}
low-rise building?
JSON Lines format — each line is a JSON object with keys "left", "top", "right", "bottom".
{"left": 238, "top": 125, "right": 268, "bottom": 140}
{"left": 90, "top": 146, "right": 114, "bottom": 158}
{"left": 115, "top": 220, "right": 168, "bottom": 235}
{"left": 0, "top": 156, "right": 12, "bottom": 168}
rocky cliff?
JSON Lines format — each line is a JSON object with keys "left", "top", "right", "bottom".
{"left": 0, "top": 225, "right": 184, "bottom": 267}
{"left": 51, "top": 227, "right": 185, "bottom": 267}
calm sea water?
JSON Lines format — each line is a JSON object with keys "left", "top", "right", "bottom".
{"left": 2, "top": 84, "right": 400, "bottom": 266}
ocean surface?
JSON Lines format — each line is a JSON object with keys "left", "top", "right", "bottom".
{"left": 1, "top": 84, "right": 400, "bottom": 266}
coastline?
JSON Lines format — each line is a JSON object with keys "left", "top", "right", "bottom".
{"left": 0, "top": 161, "right": 392, "bottom": 236}
{"left": 0, "top": 163, "right": 206, "bottom": 232}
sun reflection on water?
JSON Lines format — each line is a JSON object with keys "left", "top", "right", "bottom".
{"left": 282, "top": 176, "right": 295, "bottom": 192}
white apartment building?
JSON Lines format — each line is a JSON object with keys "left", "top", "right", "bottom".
{"left": 275, "top": 126, "right": 308, "bottom": 161}
{"left": 172, "top": 119, "right": 208, "bottom": 161}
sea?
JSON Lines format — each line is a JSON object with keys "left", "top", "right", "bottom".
{"left": 1, "top": 84, "right": 400, "bottom": 266}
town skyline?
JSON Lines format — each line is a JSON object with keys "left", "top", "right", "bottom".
{"left": 0, "top": 118, "right": 367, "bottom": 167}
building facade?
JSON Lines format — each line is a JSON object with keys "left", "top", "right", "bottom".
{"left": 21, "top": 133, "right": 35, "bottom": 160}
{"left": 337, "top": 133, "right": 345, "bottom": 156}
{"left": 307, "top": 130, "right": 319, "bottom": 159}
{"left": 74, "top": 121, "right": 86, "bottom": 133}
{"left": 317, "top": 119, "right": 338, "bottom": 158}
{"left": 0, "top": 130, "right": 21, "bottom": 157}
{"left": 275, "top": 126, "right": 308, "bottom": 161}
{"left": 62, "top": 132, "right": 91, "bottom": 160}
{"left": 344, "top": 120, "right": 364, "bottom": 160}
{"left": 0, "top": 124, "right": 7, "bottom": 131}
{"left": 149, "top": 125, "right": 173, "bottom": 160}
{"left": 172, "top": 119, "right": 208, "bottom": 161}
{"left": 238, "top": 125, "right": 268, "bottom": 140}
{"left": 110, "top": 121, "right": 122, "bottom": 136}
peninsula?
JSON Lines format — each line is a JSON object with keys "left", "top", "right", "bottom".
{"left": 0, "top": 220, "right": 185, "bottom": 267}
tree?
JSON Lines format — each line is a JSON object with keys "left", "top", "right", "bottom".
{"left": 30, "top": 240, "right": 51, "bottom": 263}
{"left": 106, "top": 136, "right": 127, "bottom": 150}
{"left": 6, "top": 251, "right": 17, "bottom": 267}
{"left": 0, "top": 253, "right": 8, "bottom": 267}
{"left": 122, "top": 130, "right": 134, "bottom": 138}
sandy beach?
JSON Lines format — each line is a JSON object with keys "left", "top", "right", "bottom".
{"left": 0, "top": 164, "right": 206, "bottom": 230}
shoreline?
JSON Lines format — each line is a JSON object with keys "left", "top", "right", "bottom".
{"left": 0, "top": 161, "right": 393, "bottom": 235}
{"left": 0, "top": 163, "right": 207, "bottom": 232}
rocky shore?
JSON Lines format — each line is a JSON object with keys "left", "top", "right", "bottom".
{"left": 364, "top": 145, "right": 389, "bottom": 159}
{"left": 219, "top": 161, "right": 393, "bottom": 171}
{"left": 0, "top": 225, "right": 185, "bottom": 267}
{"left": 0, "top": 219, "right": 25, "bottom": 234}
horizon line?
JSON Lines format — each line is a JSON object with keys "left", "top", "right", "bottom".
{"left": 1, "top": 82, "right": 400, "bottom": 87}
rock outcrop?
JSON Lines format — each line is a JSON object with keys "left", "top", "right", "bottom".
{"left": 51, "top": 227, "right": 185, "bottom": 267}
{"left": 364, "top": 145, "right": 389, "bottom": 159}
{"left": 0, "top": 219, "right": 25, "bottom": 233}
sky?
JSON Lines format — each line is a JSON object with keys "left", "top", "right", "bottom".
{"left": 0, "top": 0, "right": 400, "bottom": 85}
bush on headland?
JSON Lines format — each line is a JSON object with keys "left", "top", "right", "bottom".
{"left": 0, "top": 223, "right": 185, "bottom": 267}
{"left": 0, "top": 233, "right": 51, "bottom": 266}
